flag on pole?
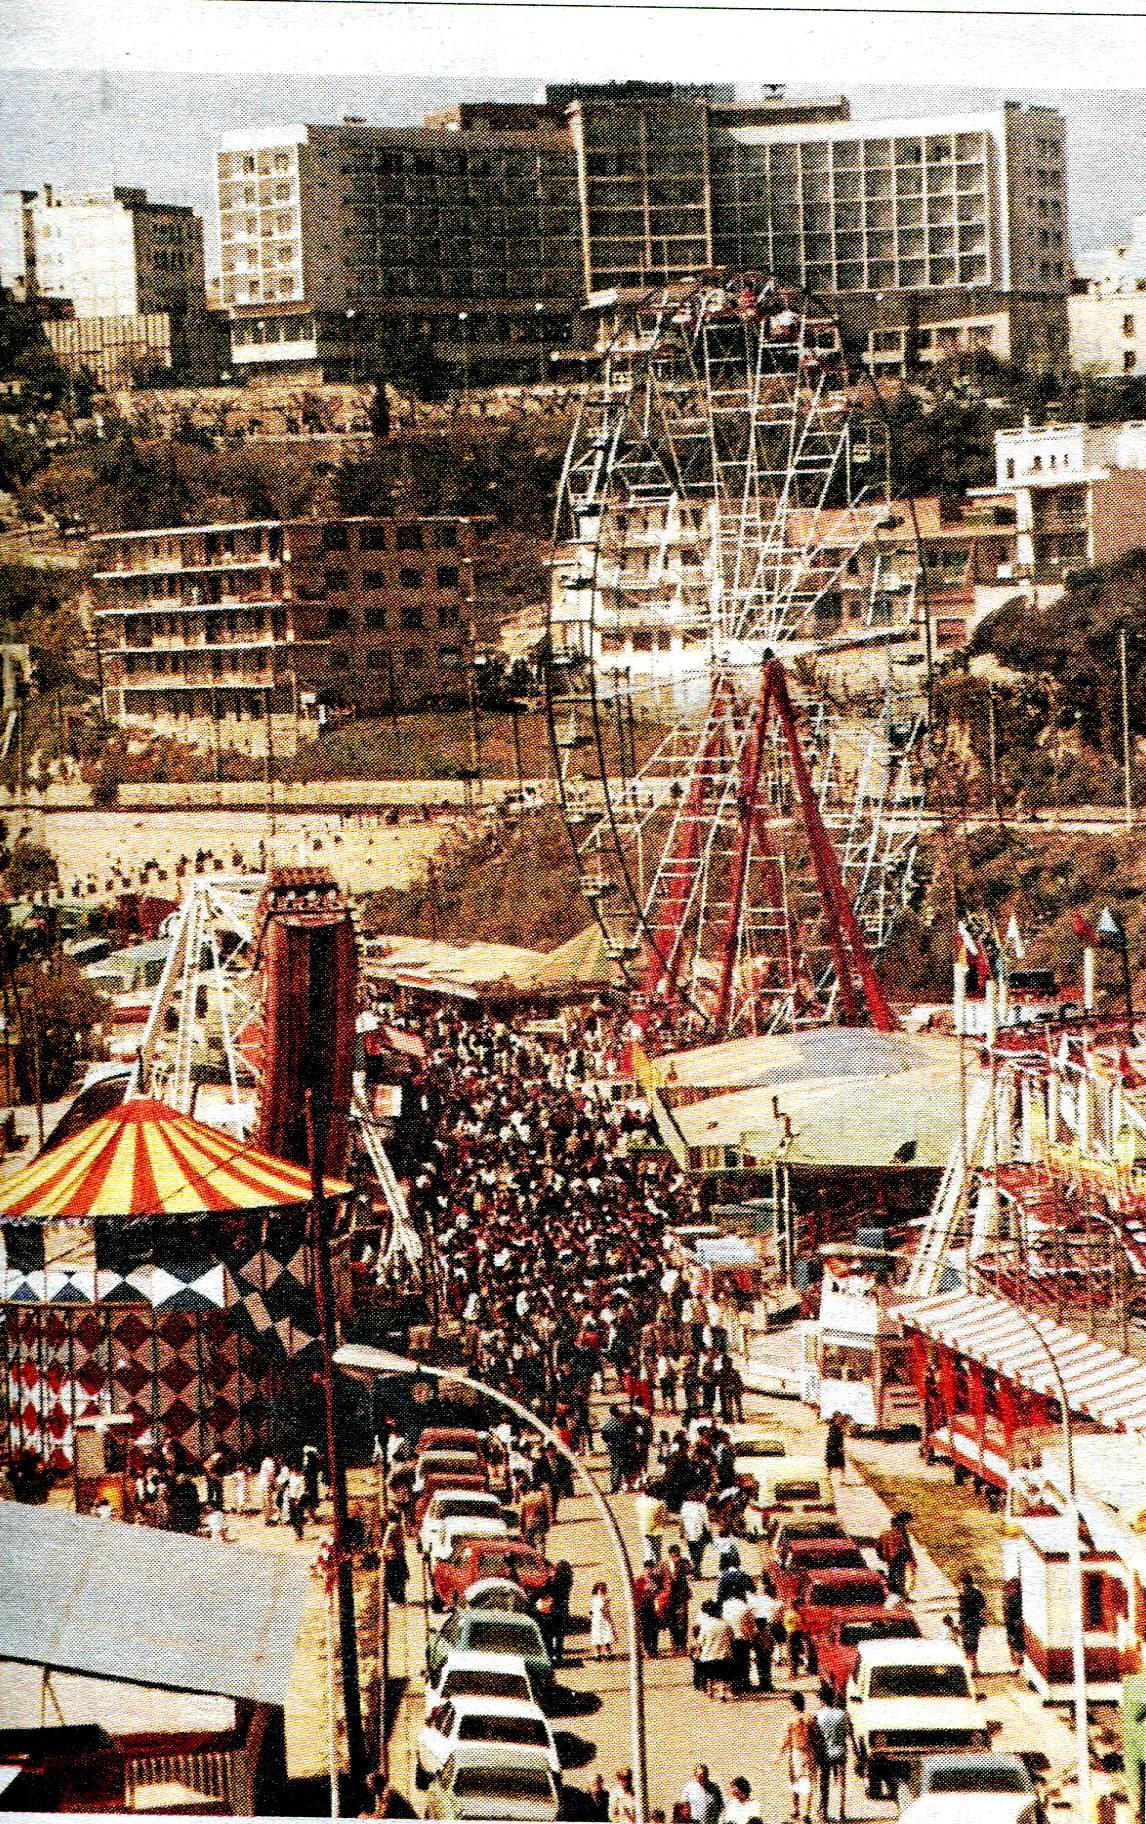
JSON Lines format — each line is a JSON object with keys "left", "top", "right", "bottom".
{"left": 1005, "top": 914, "right": 1025, "bottom": 960}
{"left": 1097, "top": 907, "right": 1126, "bottom": 948}
{"left": 1070, "top": 910, "right": 1099, "bottom": 946}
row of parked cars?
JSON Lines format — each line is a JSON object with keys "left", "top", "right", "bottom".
{"left": 739, "top": 1429, "right": 1040, "bottom": 1822}
{"left": 401, "top": 1426, "right": 564, "bottom": 1821}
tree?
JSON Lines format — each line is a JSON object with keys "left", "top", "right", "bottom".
{"left": 3, "top": 841, "right": 58, "bottom": 900}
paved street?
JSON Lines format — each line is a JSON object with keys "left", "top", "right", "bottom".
{"left": 380, "top": 1384, "right": 1082, "bottom": 1822}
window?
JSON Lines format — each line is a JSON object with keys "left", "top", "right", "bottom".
{"left": 396, "top": 524, "right": 424, "bottom": 551}
{"left": 1126, "top": 350, "right": 1138, "bottom": 373}
{"left": 434, "top": 524, "right": 459, "bottom": 548}
{"left": 325, "top": 568, "right": 349, "bottom": 591}
{"left": 363, "top": 569, "right": 386, "bottom": 590}
{"left": 437, "top": 604, "right": 456, "bottom": 627}
{"left": 330, "top": 649, "right": 351, "bottom": 671}
{"left": 403, "top": 647, "right": 425, "bottom": 668}
{"left": 438, "top": 645, "right": 462, "bottom": 669}
{"left": 322, "top": 525, "right": 349, "bottom": 551}
{"left": 360, "top": 526, "right": 388, "bottom": 550}
{"left": 367, "top": 648, "right": 390, "bottom": 670}
{"left": 400, "top": 603, "right": 424, "bottom": 629}
{"left": 1006, "top": 458, "right": 1015, "bottom": 480}
{"left": 364, "top": 606, "right": 387, "bottom": 629}
{"left": 399, "top": 568, "right": 424, "bottom": 590}
{"left": 326, "top": 607, "right": 350, "bottom": 632}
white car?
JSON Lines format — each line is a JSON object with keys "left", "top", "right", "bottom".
{"left": 847, "top": 1640, "right": 993, "bottom": 1800}
{"left": 417, "top": 1695, "right": 560, "bottom": 1784}
{"left": 429, "top": 1514, "right": 511, "bottom": 1567}
{"left": 898, "top": 1752, "right": 1040, "bottom": 1824}
{"left": 423, "top": 1650, "right": 535, "bottom": 1717}
{"left": 423, "top": 1746, "right": 560, "bottom": 1821}
{"left": 420, "top": 1492, "right": 506, "bottom": 1560}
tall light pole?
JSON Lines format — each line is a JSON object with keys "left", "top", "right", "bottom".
{"left": 333, "top": 1343, "right": 649, "bottom": 1823}
{"left": 1120, "top": 625, "right": 1134, "bottom": 830}
{"left": 457, "top": 311, "right": 470, "bottom": 396}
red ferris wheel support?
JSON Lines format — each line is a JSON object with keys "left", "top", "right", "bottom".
{"left": 640, "top": 658, "right": 896, "bottom": 1037}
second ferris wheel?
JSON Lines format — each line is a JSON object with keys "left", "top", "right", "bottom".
{"left": 546, "top": 272, "right": 930, "bottom": 1041}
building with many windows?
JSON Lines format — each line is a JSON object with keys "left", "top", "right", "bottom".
{"left": 91, "top": 514, "right": 496, "bottom": 754}
{"left": 970, "top": 420, "right": 1146, "bottom": 582}
{"left": 215, "top": 88, "right": 1070, "bottom": 383}
{"left": 0, "top": 185, "right": 206, "bottom": 317}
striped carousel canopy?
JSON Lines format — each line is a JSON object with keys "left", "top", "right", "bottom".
{"left": 0, "top": 1097, "right": 350, "bottom": 1222}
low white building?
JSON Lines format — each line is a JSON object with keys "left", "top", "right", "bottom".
{"left": 971, "top": 419, "right": 1146, "bottom": 581}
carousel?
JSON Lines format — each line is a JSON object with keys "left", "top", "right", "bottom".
{"left": 0, "top": 1097, "right": 348, "bottom": 1471}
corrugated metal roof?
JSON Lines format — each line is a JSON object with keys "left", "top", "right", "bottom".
{"left": 0, "top": 1504, "right": 310, "bottom": 1705}
{"left": 899, "top": 1289, "right": 1146, "bottom": 1434}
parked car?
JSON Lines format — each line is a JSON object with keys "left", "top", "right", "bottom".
{"left": 759, "top": 1510, "right": 843, "bottom": 1553}
{"left": 416, "top": 1449, "right": 489, "bottom": 1493}
{"left": 417, "top": 1695, "right": 560, "bottom": 1785}
{"left": 435, "top": 1539, "right": 553, "bottom": 1612}
{"left": 429, "top": 1514, "right": 512, "bottom": 1567}
{"left": 898, "top": 1752, "right": 1039, "bottom": 1824}
{"left": 743, "top": 1456, "right": 834, "bottom": 1535}
{"left": 464, "top": 1578, "right": 537, "bottom": 1615}
{"left": 414, "top": 1473, "right": 491, "bottom": 1531}
{"left": 417, "top": 1427, "right": 488, "bottom": 1459}
{"left": 793, "top": 1570, "right": 894, "bottom": 1672}
{"left": 423, "top": 1746, "right": 560, "bottom": 1821}
{"left": 846, "top": 1639, "right": 993, "bottom": 1799}
{"left": 423, "top": 1651, "right": 535, "bottom": 1717}
{"left": 815, "top": 1608, "right": 920, "bottom": 1695}
{"left": 427, "top": 1609, "right": 554, "bottom": 1700}
{"left": 771, "top": 1536, "right": 868, "bottom": 1602}
{"left": 420, "top": 1492, "right": 508, "bottom": 1560}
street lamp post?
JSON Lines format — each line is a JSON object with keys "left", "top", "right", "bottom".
{"left": 334, "top": 1343, "right": 649, "bottom": 1823}
{"left": 457, "top": 312, "right": 470, "bottom": 395}
{"left": 970, "top": 1273, "right": 1091, "bottom": 1813}
{"left": 534, "top": 301, "right": 545, "bottom": 385}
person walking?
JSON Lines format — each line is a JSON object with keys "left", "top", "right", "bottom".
{"left": 382, "top": 1512, "right": 409, "bottom": 1605}
{"left": 824, "top": 1413, "right": 847, "bottom": 1490}
{"left": 681, "top": 1491, "right": 711, "bottom": 1577}
{"left": 958, "top": 1569, "right": 988, "bottom": 1675}
{"left": 680, "top": 1765, "right": 723, "bottom": 1824}
{"left": 609, "top": 1767, "right": 637, "bottom": 1824}
{"left": 589, "top": 1579, "right": 616, "bottom": 1660}
{"left": 635, "top": 1478, "right": 669, "bottom": 1567}
{"left": 1003, "top": 1575, "right": 1024, "bottom": 1671}
{"left": 879, "top": 1510, "right": 916, "bottom": 1600}
{"left": 748, "top": 1575, "right": 779, "bottom": 1691}
{"left": 777, "top": 1693, "right": 816, "bottom": 1824}
{"left": 664, "top": 1544, "right": 692, "bottom": 1655}
{"left": 813, "top": 1683, "right": 850, "bottom": 1822}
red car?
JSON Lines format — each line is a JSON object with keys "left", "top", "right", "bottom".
{"left": 814, "top": 1607, "right": 920, "bottom": 1694}
{"left": 791, "top": 1568, "right": 892, "bottom": 1671}
{"left": 771, "top": 1536, "right": 867, "bottom": 1603}
{"left": 433, "top": 1538, "right": 553, "bottom": 1611}
{"left": 417, "top": 1428, "right": 487, "bottom": 1457}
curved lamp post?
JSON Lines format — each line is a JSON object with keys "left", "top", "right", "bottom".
{"left": 334, "top": 1342, "right": 649, "bottom": 1824}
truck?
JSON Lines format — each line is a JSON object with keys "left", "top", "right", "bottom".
{"left": 846, "top": 1638, "right": 993, "bottom": 1800}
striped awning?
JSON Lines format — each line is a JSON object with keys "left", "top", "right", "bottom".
{"left": 0, "top": 1097, "right": 349, "bottom": 1222}
{"left": 899, "top": 1288, "right": 1146, "bottom": 1434}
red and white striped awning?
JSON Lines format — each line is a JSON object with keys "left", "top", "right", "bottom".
{"left": 898, "top": 1289, "right": 1146, "bottom": 1434}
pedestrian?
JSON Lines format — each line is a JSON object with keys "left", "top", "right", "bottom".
{"left": 958, "top": 1568, "right": 988, "bottom": 1674}
{"left": 723, "top": 1778, "right": 762, "bottom": 1824}
{"left": 588, "top": 1774, "right": 610, "bottom": 1822}
{"left": 258, "top": 1452, "right": 278, "bottom": 1525}
{"left": 813, "top": 1682, "right": 850, "bottom": 1821}
{"left": 601, "top": 1406, "right": 628, "bottom": 1495}
{"left": 879, "top": 1510, "right": 916, "bottom": 1599}
{"left": 721, "top": 1586, "right": 755, "bottom": 1697}
{"left": 635, "top": 1478, "right": 669, "bottom": 1566}
{"left": 382, "top": 1513, "right": 409, "bottom": 1605}
{"left": 1003, "top": 1575, "right": 1024, "bottom": 1671}
{"left": 777, "top": 1692, "right": 816, "bottom": 1824}
{"left": 680, "top": 1764, "right": 723, "bottom": 1824}
{"left": 664, "top": 1544, "right": 692, "bottom": 1655}
{"left": 610, "top": 1767, "right": 637, "bottom": 1824}
{"left": 749, "top": 1576, "right": 779, "bottom": 1691}
{"left": 691, "top": 1600, "right": 734, "bottom": 1700}
{"left": 824, "top": 1413, "right": 847, "bottom": 1490}
{"left": 634, "top": 1568, "right": 661, "bottom": 1657}
{"left": 287, "top": 1465, "right": 307, "bottom": 1540}
{"left": 681, "top": 1491, "right": 710, "bottom": 1577}
{"left": 590, "top": 1579, "right": 616, "bottom": 1660}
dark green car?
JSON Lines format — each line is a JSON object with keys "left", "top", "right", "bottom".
{"left": 427, "top": 1609, "right": 553, "bottom": 1700}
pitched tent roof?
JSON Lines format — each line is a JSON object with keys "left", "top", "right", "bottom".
{"left": 0, "top": 1502, "right": 309, "bottom": 1704}
{"left": 0, "top": 1096, "right": 350, "bottom": 1222}
{"left": 899, "top": 1288, "right": 1146, "bottom": 1434}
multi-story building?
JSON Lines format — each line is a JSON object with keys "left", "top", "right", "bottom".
{"left": 0, "top": 185, "right": 206, "bottom": 317}
{"left": 91, "top": 514, "right": 496, "bottom": 754}
{"left": 0, "top": 184, "right": 217, "bottom": 388}
{"left": 215, "top": 89, "right": 1071, "bottom": 384}
{"left": 970, "top": 420, "right": 1146, "bottom": 582}
{"left": 1069, "top": 290, "right": 1146, "bottom": 378}
{"left": 216, "top": 118, "right": 583, "bottom": 381}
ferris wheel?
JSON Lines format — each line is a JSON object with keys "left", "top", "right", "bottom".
{"left": 546, "top": 272, "right": 929, "bottom": 1039}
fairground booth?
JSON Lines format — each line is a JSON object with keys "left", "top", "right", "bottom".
{"left": 0, "top": 1097, "right": 348, "bottom": 1478}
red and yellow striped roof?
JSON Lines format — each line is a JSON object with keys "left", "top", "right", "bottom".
{"left": 0, "top": 1097, "right": 350, "bottom": 1222}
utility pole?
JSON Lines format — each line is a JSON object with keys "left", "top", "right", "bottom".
{"left": 1120, "top": 624, "right": 1133, "bottom": 829}
{"left": 305, "top": 1088, "right": 368, "bottom": 1804}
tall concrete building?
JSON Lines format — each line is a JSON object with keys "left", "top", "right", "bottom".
{"left": 0, "top": 186, "right": 206, "bottom": 317}
{"left": 215, "top": 87, "right": 1071, "bottom": 382}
